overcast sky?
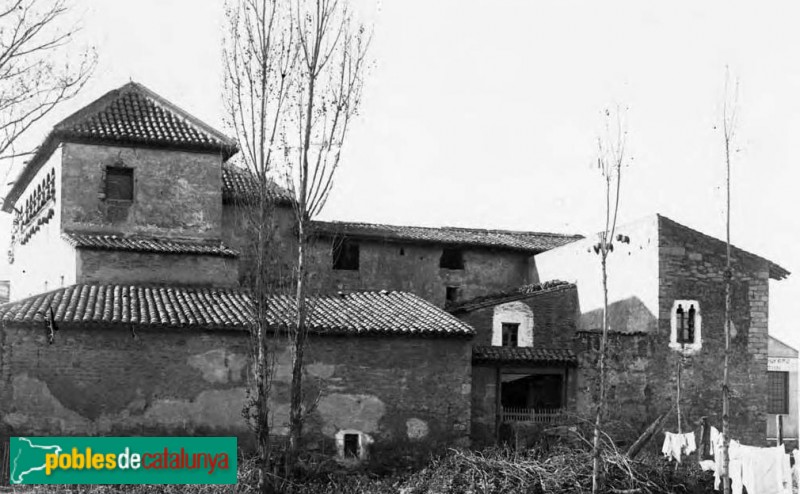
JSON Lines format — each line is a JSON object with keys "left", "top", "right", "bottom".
{"left": 1, "top": 0, "right": 798, "bottom": 349}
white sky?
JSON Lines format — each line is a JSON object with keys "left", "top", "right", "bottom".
{"left": 1, "top": 0, "right": 798, "bottom": 349}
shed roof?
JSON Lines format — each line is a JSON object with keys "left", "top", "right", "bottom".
{"left": 472, "top": 346, "right": 577, "bottom": 366}
{"left": 0, "top": 284, "right": 474, "bottom": 337}
{"left": 447, "top": 280, "right": 575, "bottom": 314}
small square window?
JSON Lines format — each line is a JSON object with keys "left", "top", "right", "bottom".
{"left": 106, "top": 167, "right": 133, "bottom": 201}
{"left": 440, "top": 248, "right": 464, "bottom": 269}
{"left": 446, "top": 286, "right": 459, "bottom": 303}
{"left": 502, "top": 323, "right": 519, "bottom": 348}
{"left": 768, "top": 371, "right": 789, "bottom": 414}
{"left": 343, "top": 433, "right": 359, "bottom": 458}
{"left": 332, "top": 239, "right": 359, "bottom": 270}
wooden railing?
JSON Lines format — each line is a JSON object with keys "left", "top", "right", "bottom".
{"left": 501, "top": 407, "right": 566, "bottom": 424}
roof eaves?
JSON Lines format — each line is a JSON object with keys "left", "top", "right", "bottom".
{"left": 447, "top": 282, "right": 576, "bottom": 314}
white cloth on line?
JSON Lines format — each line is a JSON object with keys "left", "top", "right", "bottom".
{"left": 662, "top": 431, "right": 696, "bottom": 463}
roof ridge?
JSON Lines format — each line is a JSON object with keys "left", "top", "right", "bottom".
{"left": 55, "top": 81, "right": 236, "bottom": 148}
{"left": 312, "top": 219, "right": 582, "bottom": 238}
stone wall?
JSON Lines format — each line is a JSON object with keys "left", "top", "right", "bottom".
{"left": 61, "top": 143, "right": 223, "bottom": 239}
{"left": 573, "top": 216, "right": 772, "bottom": 446}
{"left": 658, "top": 215, "right": 770, "bottom": 445}
{"left": 222, "top": 203, "right": 535, "bottom": 305}
{"left": 304, "top": 237, "right": 533, "bottom": 307}
{"left": 0, "top": 323, "right": 472, "bottom": 456}
{"left": 77, "top": 250, "right": 239, "bottom": 287}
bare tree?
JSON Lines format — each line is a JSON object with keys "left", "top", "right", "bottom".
{"left": 223, "top": 0, "right": 296, "bottom": 492}
{"left": 0, "top": 0, "right": 95, "bottom": 188}
{"left": 284, "top": 0, "right": 371, "bottom": 470}
{"left": 719, "top": 69, "right": 739, "bottom": 494}
{"left": 590, "top": 107, "right": 627, "bottom": 494}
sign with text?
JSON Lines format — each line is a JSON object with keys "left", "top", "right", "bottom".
{"left": 9, "top": 436, "right": 237, "bottom": 485}
{"left": 768, "top": 357, "right": 796, "bottom": 372}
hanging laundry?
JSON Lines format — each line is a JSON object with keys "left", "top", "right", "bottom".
{"left": 716, "top": 442, "right": 790, "bottom": 494}
{"left": 662, "top": 431, "right": 696, "bottom": 463}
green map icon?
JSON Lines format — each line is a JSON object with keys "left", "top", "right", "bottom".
{"left": 10, "top": 437, "right": 63, "bottom": 484}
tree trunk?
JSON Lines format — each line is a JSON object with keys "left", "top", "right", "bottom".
{"left": 288, "top": 215, "right": 308, "bottom": 474}
{"left": 721, "top": 108, "right": 733, "bottom": 494}
{"left": 592, "top": 251, "right": 609, "bottom": 494}
{"left": 255, "top": 202, "right": 274, "bottom": 494}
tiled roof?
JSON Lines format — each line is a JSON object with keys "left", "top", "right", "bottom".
{"left": 472, "top": 346, "right": 577, "bottom": 366}
{"left": 54, "top": 82, "right": 237, "bottom": 156}
{"left": 0, "top": 285, "right": 474, "bottom": 337}
{"left": 3, "top": 82, "right": 238, "bottom": 213}
{"left": 447, "top": 280, "right": 575, "bottom": 313}
{"left": 63, "top": 233, "right": 239, "bottom": 257}
{"left": 311, "top": 221, "right": 582, "bottom": 253}
{"left": 222, "top": 163, "right": 294, "bottom": 205}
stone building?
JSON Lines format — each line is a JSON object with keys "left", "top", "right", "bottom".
{"left": 0, "top": 82, "right": 475, "bottom": 457}
{"left": 0, "top": 81, "right": 791, "bottom": 456}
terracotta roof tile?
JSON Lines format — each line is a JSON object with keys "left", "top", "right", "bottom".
{"left": 447, "top": 280, "right": 575, "bottom": 313}
{"left": 54, "top": 82, "right": 237, "bottom": 156}
{"left": 2, "top": 82, "right": 238, "bottom": 213}
{"left": 0, "top": 285, "right": 474, "bottom": 337}
{"left": 472, "top": 345, "right": 577, "bottom": 366}
{"left": 311, "top": 221, "right": 582, "bottom": 253}
{"left": 221, "top": 163, "right": 294, "bottom": 205}
{"left": 63, "top": 232, "right": 239, "bottom": 257}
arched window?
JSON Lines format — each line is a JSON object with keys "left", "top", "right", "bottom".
{"left": 670, "top": 300, "right": 702, "bottom": 353}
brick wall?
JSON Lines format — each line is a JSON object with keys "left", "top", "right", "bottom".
{"left": 77, "top": 250, "right": 239, "bottom": 287}
{"left": 0, "top": 323, "right": 471, "bottom": 454}
{"left": 61, "top": 143, "right": 223, "bottom": 239}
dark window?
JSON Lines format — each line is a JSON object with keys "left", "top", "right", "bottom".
{"left": 446, "top": 286, "right": 459, "bottom": 303}
{"left": 502, "top": 323, "right": 519, "bottom": 347}
{"left": 343, "top": 433, "right": 359, "bottom": 458}
{"left": 399, "top": 247, "right": 405, "bottom": 256}
{"left": 675, "top": 303, "right": 696, "bottom": 344}
{"left": 768, "top": 371, "right": 789, "bottom": 414}
{"left": 106, "top": 167, "right": 134, "bottom": 201}
{"left": 332, "top": 239, "right": 359, "bottom": 270}
{"left": 440, "top": 248, "right": 464, "bottom": 269}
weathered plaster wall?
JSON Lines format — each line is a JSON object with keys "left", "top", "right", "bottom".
{"left": 0, "top": 325, "right": 472, "bottom": 454}
{"left": 77, "top": 250, "right": 239, "bottom": 287}
{"left": 491, "top": 302, "right": 533, "bottom": 347}
{"left": 9, "top": 146, "right": 77, "bottom": 300}
{"left": 61, "top": 143, "right": 223, "bottom": 239}
{"left": 305, "top": 238, "right": 532, "bottom": 308}
{"left": 534, "top": 215, "right": 659, "bottom": 333}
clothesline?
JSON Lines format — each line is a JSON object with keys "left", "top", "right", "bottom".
{"left": 661, "top": 427, "right": 796, "bottom": 494}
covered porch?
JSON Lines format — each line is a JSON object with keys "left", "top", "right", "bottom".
{"left": 470, "top": 346, "right": 578, "bottom": 445}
